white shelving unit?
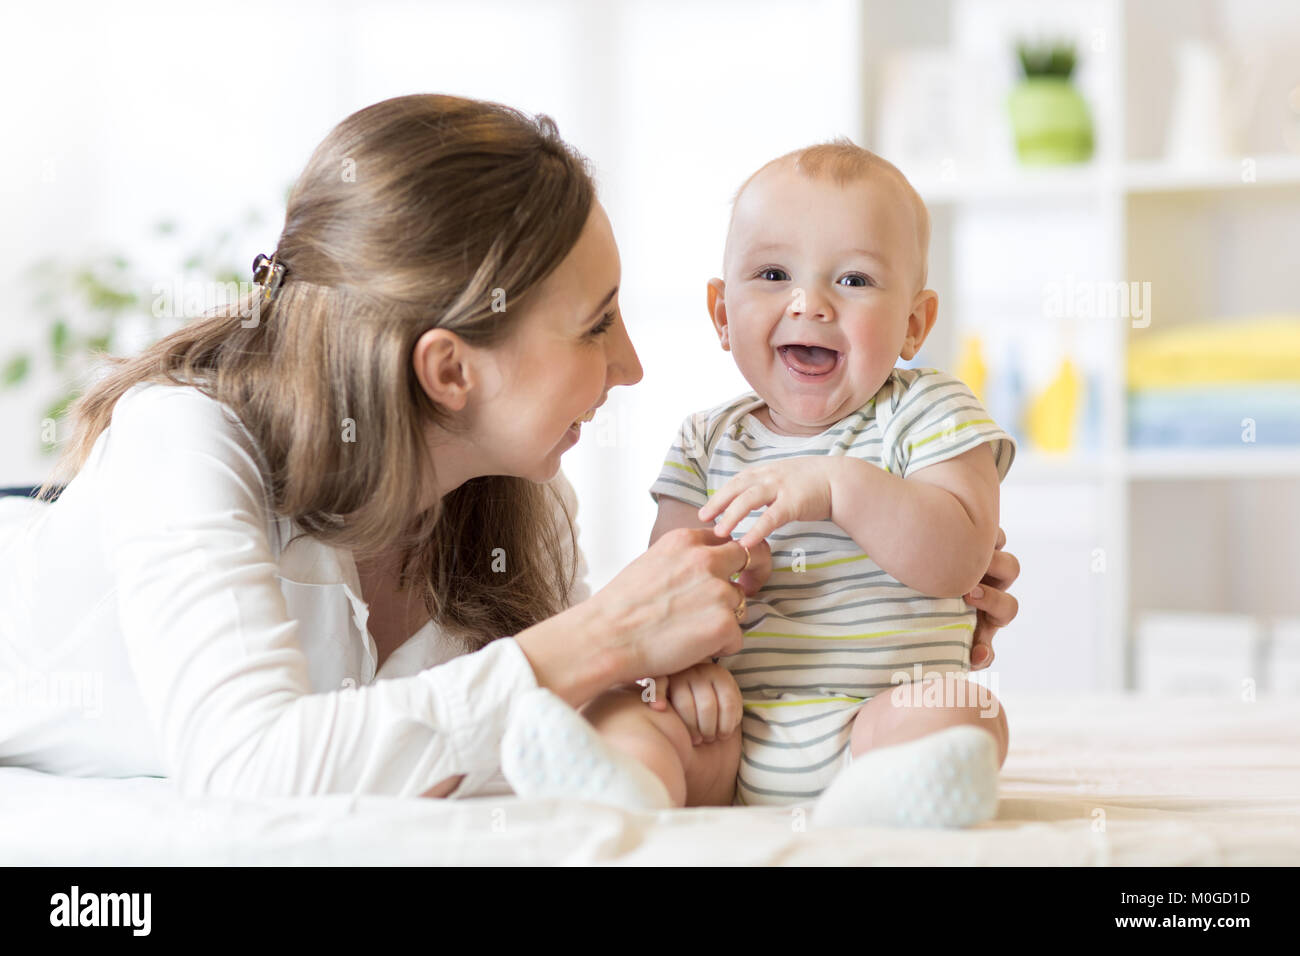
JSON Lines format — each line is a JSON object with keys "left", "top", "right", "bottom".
{"left": 861, "top": 0, "right": 1300, "bottom": 692}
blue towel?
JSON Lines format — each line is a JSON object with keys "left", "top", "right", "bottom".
{"left": 1128, "top": 384, "right": 1300, "bottom": 447}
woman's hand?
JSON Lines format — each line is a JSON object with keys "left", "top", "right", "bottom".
{"left": 585, "top": 527, "right": 753, "bottom": 683}
{"left": 964, "top": 526, "right": 1021, "bottom": 670}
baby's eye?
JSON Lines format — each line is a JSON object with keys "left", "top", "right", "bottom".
{"left": 758, "top": 268, "right": 790, "bottom": 282}
{"left": 839, "top": 273, "right": 874, "bottom": 288}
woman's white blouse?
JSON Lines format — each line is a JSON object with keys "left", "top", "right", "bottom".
{"left": 0, "top": 381, "right": 592, "bottom": 798}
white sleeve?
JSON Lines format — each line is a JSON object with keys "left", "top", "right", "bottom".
{"left": 99, "top": 386, "right": 541, "bottom": 799}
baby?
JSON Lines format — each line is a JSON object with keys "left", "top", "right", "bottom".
{"left": 501, "top": 139, "right": 1016, "bottom": 828}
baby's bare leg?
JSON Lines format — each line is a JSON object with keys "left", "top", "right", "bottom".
{"left": 850, "top": 675, "right": 1009, "bottom": 768}
{"left": 581, "top": 686, "right": 741, "bottom": 807}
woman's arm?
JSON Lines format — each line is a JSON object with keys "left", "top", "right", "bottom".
{"left": 102, "top": 386, "right": 548, "bottom": 799}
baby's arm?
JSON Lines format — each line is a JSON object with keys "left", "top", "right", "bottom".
{"left": 828, "top": 445, "right": 1000, "bottom": 598}
{"left": 650, "top": 495, "right": 714, "bottom": 545}
{"left": 702, "top": 446, "right": 999, "bottom": 599}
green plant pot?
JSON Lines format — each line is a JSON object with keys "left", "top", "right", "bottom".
{"left": 1008, "top": 77, "right": 1095, "bottom": 164}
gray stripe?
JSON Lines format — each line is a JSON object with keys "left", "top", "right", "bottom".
{"left": 767, "top": 590, "right": 936, "bottom": 610}
{"left": 742, "top": 707, "right": 860, "bottom": 729}
{"left": 736, "top": 779, "right": 827, "bottom": 799}
{"left": 731, "top": 658, "right": 966, "bottom": 676}
{"left": 738, "top": 679, "right": 951, "bottom": 694}
{"left": 741, "top": 740, "right": 850, "bottom": 775}
{"left": 766, "top": 530, "right": 855, "bottom": 543}
{"left": 651, "top": 475, "right": 705, "bottom": 499}
{"left": 758, "top": 570, "right": 896, "bottom": 592}
{"left": 733, "top": 639, "right": 969, "bottom": 657}
{"left": 740, "top": 724, "right": 846, "bottom": 749}
{"left": 890, "top": 381, "right": 976, "bottom": 440}
{"left": 742, "top": 608, "right": 973, "bottom": 630}
{"left": 908, "top": 428, "right": 1006, "bottom": 470}
{"left": 780, "top": 596, "right": 970, "bottom": 619}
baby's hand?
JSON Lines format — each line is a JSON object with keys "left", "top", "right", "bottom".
{"left": 663, "top": 662, "right": 744, "bottom": 746}
{"left": 698, "top": 457, "right": 838, "bottom": 550}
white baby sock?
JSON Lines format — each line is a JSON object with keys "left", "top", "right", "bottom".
{"left": 500, "top": 687, "right": 673, "bottom": 811}
{"left": 811, "top": 724, "right": 1000, "bottom": 829}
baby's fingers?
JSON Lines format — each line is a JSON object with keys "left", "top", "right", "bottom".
{"left": 715, "top": 676, "right": 744, "bottom": 739}
{"left": 698, "top": 481, "right": 743, "bottom": 523}
{"left": 668, "top": 679, "right": 701, "bottom": 740}
{"left": 711, "top": 487, "right": 771, "bottom": 539}
{"left": 691, "top": 682, "right": 720, "bottom": 743}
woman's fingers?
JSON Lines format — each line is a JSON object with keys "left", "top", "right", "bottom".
{"left": 980, "top": 547, "right": 1021, "bottom": 592}
{"left": 735, "top": 538, "right": 773, "bottom": 596}
{"left": 965, "top": 581, "right": 1019, "bottom": 630}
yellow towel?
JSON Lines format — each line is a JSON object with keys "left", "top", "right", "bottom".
{"left": 1128, "top": 315, "right": 1300, "bottom": 389}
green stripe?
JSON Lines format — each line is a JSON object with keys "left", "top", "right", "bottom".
{"left": 907, "top": 418, "right": 994, "bottom": 451}
{"left": 743, "top": 696, "right": 865, "bottom": 709}
{"left": 773, "top": 553, "right": 871, "bottom": 572}
{"left": 661, "top": 459, "right": 697, "bottom": 474}
{"left": 744, "top": 621, "right": 974, "bottom": 641}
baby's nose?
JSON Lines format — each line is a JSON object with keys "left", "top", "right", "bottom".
{"left": 789, "top": 287, "right": 831, "bottom": 321}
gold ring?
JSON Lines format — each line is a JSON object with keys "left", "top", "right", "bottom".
{"left": 733, "top": 582, "right": 746, "bottom": 620}
{"left": 737, "top": 542, "right": 751, "bottom": 574}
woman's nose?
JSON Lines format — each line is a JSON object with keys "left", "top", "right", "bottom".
{"left": 608, "top": 318, "right": 644, "bottom": 387}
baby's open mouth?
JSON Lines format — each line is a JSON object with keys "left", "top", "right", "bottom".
{"left": 778, "top": 344, "right": 841, "bottom": 377}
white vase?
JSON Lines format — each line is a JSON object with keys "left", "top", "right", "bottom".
{"left": 1164, "top": 41, "right": 1237, "bottom": 164}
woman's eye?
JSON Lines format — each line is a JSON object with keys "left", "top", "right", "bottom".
{"left": 839, "top": 273, "right": 874, "bottom": 287}
{"left": 759, "top": 268, "right": 790, "bottom": 282}
{"left": 588, "top": 310, "right": 616, "bottom": 337}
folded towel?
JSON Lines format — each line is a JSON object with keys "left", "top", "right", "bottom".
{"left": 1128, "top": 383, "right": 1300, "bottom": 447}
{"left": 1127, "top": 315, "right": 1300, "bottom": 389}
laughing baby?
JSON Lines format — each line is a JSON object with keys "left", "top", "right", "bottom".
{"left": 501, "top": 139, "right": 1017, "bottom": 828}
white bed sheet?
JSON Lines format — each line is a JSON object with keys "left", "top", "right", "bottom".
{"left": 2, "top": 691, "right": 1297, "bottom": 865}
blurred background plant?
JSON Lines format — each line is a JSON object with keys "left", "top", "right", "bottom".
{"left": 1009, "top": 38, "right": 1095, "bottom": 164}
{"left": 2, "top": 208, "right": 268, "bottom": 455}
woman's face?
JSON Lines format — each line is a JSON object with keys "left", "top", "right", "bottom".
{"left": 467, "top": 200, "right": 643, "bottom": 483}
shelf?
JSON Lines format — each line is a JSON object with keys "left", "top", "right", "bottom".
{"left": 909, "top": 155, "right": 1300, "bottom": 205}
{"left": 911, "top": 165, "right": 1110, "bottom": 204}
{"left": 1125, "top": 448, "right": 1300, "bottom": 480}
{"left": 1123, "top": 155, "right": 1300, "bottom": 195}
{"left": 1005, "top": 448, "right": 1300, "bottom": 482}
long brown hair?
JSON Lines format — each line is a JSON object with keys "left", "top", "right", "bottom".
{"left": 38, "top": 93, "right": 596, "bottom": 651}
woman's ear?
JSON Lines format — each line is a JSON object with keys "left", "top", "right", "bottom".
{"left": 707, "top": 277, "right": 731, "bottom": 350}
{"left": 900, "top": 289, "right": 939, "bottom": 360}
{"left": 413, "top": 328, "right": 475, "bottom": 411}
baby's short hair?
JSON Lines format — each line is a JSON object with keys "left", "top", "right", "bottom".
{"left": 728, "top": 138, "right": 931, "bottom": 290}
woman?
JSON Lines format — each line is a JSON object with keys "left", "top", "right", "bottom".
{"left": 0, "top": 94, "right": 1020, "bottom": 801}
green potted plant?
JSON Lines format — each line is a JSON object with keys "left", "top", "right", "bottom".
{"left": 3, "top": 212, "right": 264, "bottom": 455}
{"left": 1008, "top": 40, "right": 1095, "bottom": 164}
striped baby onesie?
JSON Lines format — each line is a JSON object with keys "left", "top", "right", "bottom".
{"left": 648, "top": 367, "right": 1016, "bottom": 807}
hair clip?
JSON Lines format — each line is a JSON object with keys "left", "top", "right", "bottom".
{"left": 252, "top": 252, "right": 288, "bottom": 303}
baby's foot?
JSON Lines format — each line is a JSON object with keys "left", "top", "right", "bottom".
{"left": 500, "top": 687, "right": 673, "bottom": 811}
{"left": 811, "top": 725, "right": 999, "bottom": 829}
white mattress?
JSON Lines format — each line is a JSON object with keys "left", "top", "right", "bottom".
{"left": 2, "top": 691, "right": 1298, "bottom": 865}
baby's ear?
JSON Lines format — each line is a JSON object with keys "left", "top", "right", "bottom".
{"left": 706, "top": 278, "right": 730, "bottom": 348}
{"left": 900, "top": 289, "right": 939, "bottom": 360}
